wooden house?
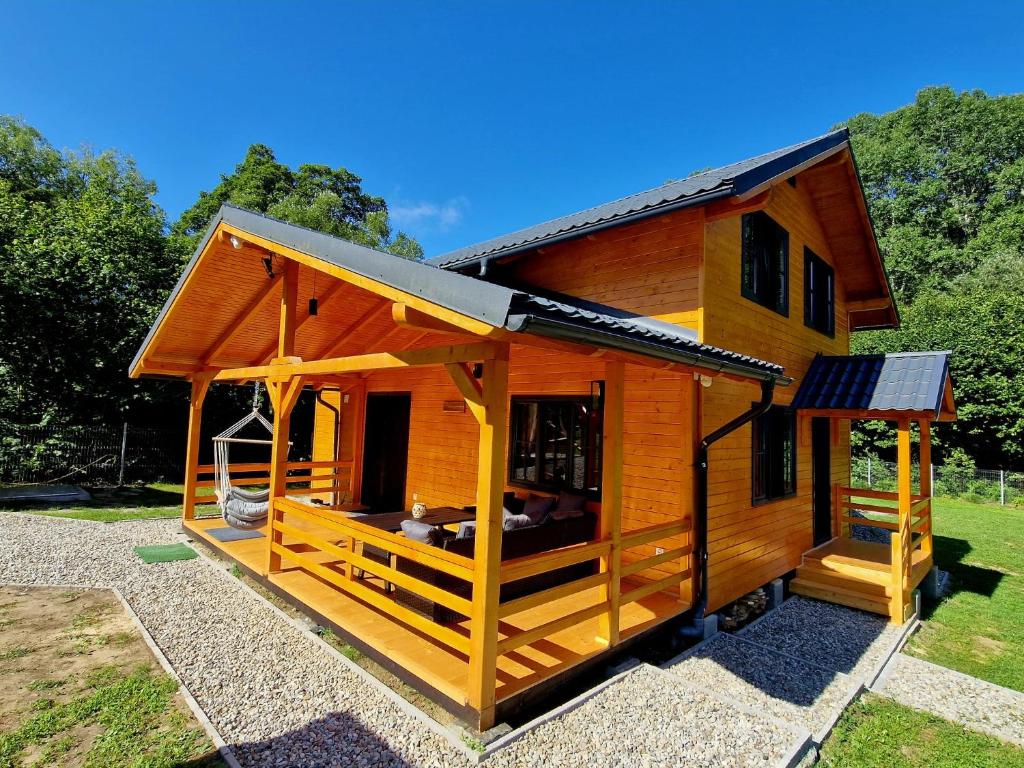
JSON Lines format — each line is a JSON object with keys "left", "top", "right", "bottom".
{"left": 130, "top": 128, "right": 955, "bottom": 729}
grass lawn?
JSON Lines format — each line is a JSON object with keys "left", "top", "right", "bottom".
{"left": 0, "top": 585, "right": 223, "bottom": 767}
{"left": 906, "top": 497, "right": 1024, "bottom": 692}
{"left": 0, "top": 483, "right": 194, "bottom": 522}
{"left": 820, "top": 695, "right": 1024, "bottom": 768}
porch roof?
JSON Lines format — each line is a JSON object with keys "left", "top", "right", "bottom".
{"left": 792, "top": 351, "right": 957, "bottom": 421}
{"left": 131, "top": 204, "right": 787, "bottom": 382}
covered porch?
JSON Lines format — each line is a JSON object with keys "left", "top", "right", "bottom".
{"left": 130, "top": 205, "right": 787, "bottom": 728}
{"left": 791, "top": 352, "right": 957, "bottom": 622}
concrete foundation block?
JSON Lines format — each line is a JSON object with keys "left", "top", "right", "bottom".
{"left": 767, "top": 578, "right": 785, "bottom": 610}
{"left": 919, "top": 566, "right": 941, "bottom": 603}
{"left": 703, "top": 613, "right": 719, "bottom": 640}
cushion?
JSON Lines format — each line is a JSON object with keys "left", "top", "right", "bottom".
{"left": 455, "top": 521, "right": 476, "bottom": 539}
{"left": 502, "top": 510, "right": 534, "bottom": 531}
{"left": 503, "top": 491, "right": 526, "bottom": 516}
{"left": 551, "top": 491, "right": 587, "bottom": 520}
{"left": 523, "top": 495, "right": 555, "bottom": 525}
{"left": 400, "top": 519, "right": 442, "bottom": 545}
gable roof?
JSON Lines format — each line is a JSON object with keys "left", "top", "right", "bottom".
{"left": 792, "top": 352, "right": 956, "bottom": 421}
{"left": 131, "top": 204, "right": 788, "bottom": 383}
{"left": 429, "top": 129, "right": 852, "bottom": 271}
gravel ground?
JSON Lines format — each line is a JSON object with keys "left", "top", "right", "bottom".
{"left": 0, "top": 513, "right": 467, "bottom": 768}
{"left": 879, "top": 653, "right": 1024, "bottom": 746}
{"left": 664, "top": 633, "right": 856, "bottom": 737}
{"left": 482, "top": 665, "right": 804, "bottom": 768}
{"left": 738, "top": 596, "right": 903, "bottom": 683}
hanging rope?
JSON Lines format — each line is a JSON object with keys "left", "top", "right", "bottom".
{"left": 213, "top": 382, "right": 277, "bottom": 529}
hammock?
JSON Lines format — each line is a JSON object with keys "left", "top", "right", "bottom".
{"left": 214, "top": 383, "right": 278, "bottom": 530}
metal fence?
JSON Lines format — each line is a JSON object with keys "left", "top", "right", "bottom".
{"left": 0, "top": 424, "right": 184, "bottom": 486}
{"left": 852, "top": 454, "right": 1024, "bottom": 506}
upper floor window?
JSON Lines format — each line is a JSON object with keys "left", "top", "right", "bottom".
{"left": 508, "top": 395, "right": 602, "bottom": 498}
{"left": 752, "top": 405, "right": 796, "bottom": 503}
{"left": 804, "top": 247, "right": 835, "bottom": 336}
{"left": 741, "top": 211, "right": 789, "bottom": 316}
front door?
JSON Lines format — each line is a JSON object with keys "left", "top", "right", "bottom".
{"left": 811, "top": 417, "right": 833, "bottom": 546}
{"left": 360, "top": 393, "right": 411, "bottom": 512}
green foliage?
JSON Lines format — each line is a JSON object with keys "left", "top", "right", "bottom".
{"left": 844, "top": 88, "right": 1024, "bottom": 468}
{"left": 169, "top": 143, "right": 422, "bottom": 262}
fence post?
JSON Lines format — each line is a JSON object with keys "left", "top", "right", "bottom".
{"left": 1000, "top": 470, "right": 1006, "bottom": 506}
{"left": 867, "top": 456, "right": 872, "bottom": 488}
{"left": 117, "top": 422, "right": 128, "bottom": 487}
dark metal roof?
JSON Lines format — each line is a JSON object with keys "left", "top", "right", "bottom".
{"left": 429, "top": 129, "right": 851, "bottom": 270}
{"left": 132, "top": 204, "right": 789, "bottom": 383}
{"left": 792, "top": 352, "right": 953, "bottom": 417}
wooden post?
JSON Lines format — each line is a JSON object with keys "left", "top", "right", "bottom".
{"left": 891, "top": 419, "right": 914, "bottom": 622}
{"left": 265, "top": 376, "right": 305, "bottom": 574}
{"left": 278, "top": 260, "right": 300, "bottom": 359}
{"left": 597, "top": 361, "right": 624, "bottom": 646}
{"left": 466, "top": 345, "right": 509, "bottom": 732}
{"left": 918, "top": 419, "right": 934, "bottom": 560}
{"left": 182, "top": 375, "right": 212, "bottom": 521}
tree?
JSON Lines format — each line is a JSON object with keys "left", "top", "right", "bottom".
{"left": 169, "top": 144, "right": 423, "bottom": 263}
{"left": 0, "top": 116, "right": 178, "bottom": 428}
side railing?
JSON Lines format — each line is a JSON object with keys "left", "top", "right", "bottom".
{"left": 191, "top": 459, "right": 353, "bottom": 509}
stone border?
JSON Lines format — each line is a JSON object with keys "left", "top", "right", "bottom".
{"left": 480, "top": 661, "right": 813, "bottom": 768}
{"left": 176, "top": 530, "right": 483, "bottom": 765}
{"left": 0, "top": 580, "right": 242, "bottom": 768}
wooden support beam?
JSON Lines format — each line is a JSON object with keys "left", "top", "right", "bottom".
{"left": 891, "top": 418, "right": 914, "bottom": 622}
{"left": 467, "top": 344, "right": 510, "bottom": 731}
{"left": 265, "top": 375, "right": 306, "bottom": 574}
{"left": 704, "top": 190, "right": 771, "bottom": 222}
{"left": 392, "top": 303, "right": 472, "bottom": 336}
{"left": 444, "top": 362, "right": 484, "bottom": 419}
{"left": 253, "top": 279, "right": 348, "bottom": 365}
{"left": 597, "top": 361, "right": 625, "bottom": 646}
{"left": 182, "top": 374, "right": 213, "bottom": 521}
{"left": 918, "top": 419, "right": 933, "bottom": 560}
{"left": 213, "top": 341, "right": 502, "bottom": 382}
{"left": 201, "top": 274, "right": 284, "bottom": 365}
{"left": 278, "top": 260, "right": 300, "bottom": 358}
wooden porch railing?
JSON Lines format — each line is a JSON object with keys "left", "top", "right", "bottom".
{"left": 191, "top": 459, "right": 353, "bottom": 507}
{"left": 834, "top": 485, "right": 934, "bottom": 621}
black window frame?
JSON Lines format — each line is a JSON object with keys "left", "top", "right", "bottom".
{"left": 751, "top": 404, "right": 797, "bottom": 504}
{"left": 741, "top": 211, "right": 790, "bottom": 317}
{"left": 804, "top": 247, "right": 835, "bottom": 337}
{"left": 507, "top": 392, "right": 603, "bottom": 499}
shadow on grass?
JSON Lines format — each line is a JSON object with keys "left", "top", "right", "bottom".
{"left": 920, "top": 534, "right": 1005, "bottom": 620}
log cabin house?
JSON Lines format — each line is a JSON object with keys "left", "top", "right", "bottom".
{"left": 130, "top": 128, "right": 956, "bottom": 729}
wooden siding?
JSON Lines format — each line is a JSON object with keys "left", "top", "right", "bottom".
{"left": 312, "top": 345, "right": 695, "bottom": 590}
{"left": 700, "top": 178, "right": 851, "bottom": 610}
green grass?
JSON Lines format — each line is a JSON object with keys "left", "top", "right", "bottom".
{"left": 0, "top": 482, "right": 201, "bottom": 522}
{"left": 907, "top": 497, "right": 1024, "bottom": 691}
{"left": 0, "top": 664, "right": 222, "bottom": 768}
{"left": 819, "top": 695, "right": 1024, "bottom": 767}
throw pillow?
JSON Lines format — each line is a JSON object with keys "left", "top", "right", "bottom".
{"left": 523, "top": 495, "right": 555, "bottom": 525}
{"left": 551, "top": 491, "right": 587, "bottom": 520}
{"left": 400, "top": 519, "right": 441, "bottom": 545}
{"left": 502, "top": 509, "right": 534, "bottom": 531}
{"left": 455, "top": 521, "right": 476, "bottom": 539}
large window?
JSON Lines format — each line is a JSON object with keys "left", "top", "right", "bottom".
{"left": 741, "top": 211, "right": 789, "bottom": 316}
{"left": 508, "top": 394, "right": 602, "bottom": 497}
{"left": 751, "top": 405, "right": 796, "bottom": 503}
{"left": 804, "top": 247, "right": 835, "bottom": 336}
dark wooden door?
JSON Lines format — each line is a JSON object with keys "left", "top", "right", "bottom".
{"left": 811, "top": 417, "right": 833, "bottom": 546}
{"left": 360, "top": 393, "right": 411, "bottom": 512}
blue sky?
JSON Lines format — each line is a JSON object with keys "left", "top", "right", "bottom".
{"left": 2, "top": 1, "right": 1023, "bottom": 257}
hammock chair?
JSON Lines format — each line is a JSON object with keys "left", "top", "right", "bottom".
{"left": 214, "top": 383, "right": 284, "bottom": 530}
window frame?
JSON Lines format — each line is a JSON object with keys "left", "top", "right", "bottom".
{"left": 507, "top": 393, "right": 603, "bottom": 499}
{"left": 804, "top": 247, "right": 836, "bottom": 337}
{"left": 740, "top": 211, "right": 790, "bottom": 317}
{"left": 750, "top": 404, "right": 797, "bottom": 505}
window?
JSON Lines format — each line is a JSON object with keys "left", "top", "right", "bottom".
{"left": 804, "top": 247, "right": 835, "bottom": 336}
{"left": 741, "top": 211, "right": 789, "bottom": 316}
{"left": 508, "top": 394, "right": 603, "bottom": 497}
{"left": 751, "top": 405, "right": 796, "bottom": 503}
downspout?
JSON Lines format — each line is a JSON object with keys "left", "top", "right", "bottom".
{"left": 679, "top": 377, "right": 776, "bottom": 640}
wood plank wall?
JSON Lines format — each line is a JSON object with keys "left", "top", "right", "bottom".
{"left": 700, "top": 179, "right": 851, "bottom": 610}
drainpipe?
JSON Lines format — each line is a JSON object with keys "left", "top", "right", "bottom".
{"left": 679, "top": 378, "right": 776, "bottom": 640}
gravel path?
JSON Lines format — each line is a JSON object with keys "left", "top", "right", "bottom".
{"left": 482, "top": 665, "right": 805, "bottom": 768}
{"left": 0, "top": 513, "right": 466, "bottom": 768}
{"left": 738, "top": 596, "right": 903, "bottom": 683}
{"left": 879, "top": 653, "right": 1024, "bottom": 746}
{"left": 664, "top": 634, "right": 856, "bottom": 739}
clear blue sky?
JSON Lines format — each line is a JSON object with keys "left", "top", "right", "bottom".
{"left": 3, "top": 1, "right": 1022, "bottom": 257}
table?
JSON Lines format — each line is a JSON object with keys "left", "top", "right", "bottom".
{"left": 356, "top": 506, "right": 475, "bottom": 533}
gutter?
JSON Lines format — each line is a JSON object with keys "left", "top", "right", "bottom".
{"left": 680, "top": 378, "right": 776, "bottom": 640}
{"left": 506, "top": 312, "right": 790, "bottom": 384}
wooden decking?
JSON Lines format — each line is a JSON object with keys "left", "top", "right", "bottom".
{"left": 791, "top": 536, "right": 932, "bottom": 617}
{"left": 183, "top": 513, "right": 687, "bottom": 719}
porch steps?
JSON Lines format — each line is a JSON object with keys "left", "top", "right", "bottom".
{"left": 791, "top": 544, "right": 892, "bottom": 616}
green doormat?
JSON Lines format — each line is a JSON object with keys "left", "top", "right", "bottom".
{"left": 134, "top": 543, "right": 198, "bottom": 564}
